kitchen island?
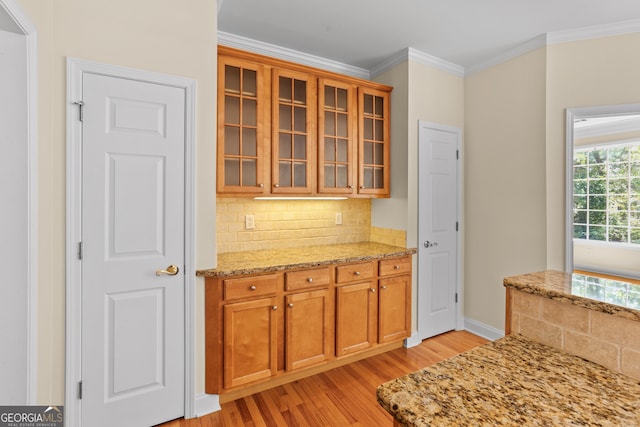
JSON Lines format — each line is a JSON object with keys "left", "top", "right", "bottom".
{"left": 377, "top": 333, "right": 640, "bottom": 426}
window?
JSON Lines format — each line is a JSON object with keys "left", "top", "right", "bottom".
{"left": 573, "top": 142, "right": 640, "bottom": 245}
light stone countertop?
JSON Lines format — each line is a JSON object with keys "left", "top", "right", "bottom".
{"left": 377, "top": 333, "right": 640, "bottom": 426}
{"left": 196, "top": 242, "right": 416, "bottom": 278}
{"left": 504, "top": 270, "right": 640, "bottom": 322}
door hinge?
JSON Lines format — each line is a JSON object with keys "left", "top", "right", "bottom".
{"left": 456, "top": 149, "right": 459, "bottom": 160}
{"left": 78, "top": 381, "right": 82, "bottom": 399}
{"left": 78, "top": 242, "right": 83, "bottom": 260}
{"left": 455, "top": 293, "right": 459, "bottom": 303}
{"left": 74, "top": 100, "right": 84, "bottom": 122}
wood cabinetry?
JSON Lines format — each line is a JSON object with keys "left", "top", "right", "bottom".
{"left": 205, "top": 254, "right": 412, "bottom": 401}
{"left": 216, "top": 46, "right": 392, "bottom": 198}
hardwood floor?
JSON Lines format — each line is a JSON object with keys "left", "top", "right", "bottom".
{"left": 157, "top": 331, "right": 488, "bottom": 427}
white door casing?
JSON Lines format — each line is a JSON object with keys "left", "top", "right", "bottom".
{"left": 417, "top": 121, "right": 462, "bottom": 340}
{"left": 66, "top": 59, "right": 196, "bottom": 427}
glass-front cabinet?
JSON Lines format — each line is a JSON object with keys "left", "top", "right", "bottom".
{"left": 271, "top": 69, "right": 316, "bottom": 194}
{"left": 318, "top": 79, "right": 356, "bottom": 195}
{"left": 216, "top": 46, "right": 392, "bottom": 198}
{"left": 217, "top": 56, "right": 267, "bottom": 195}
{"left": 358, "top": 87, "right": 390, "bottom": 196}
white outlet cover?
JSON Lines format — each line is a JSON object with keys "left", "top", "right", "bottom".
{"left": 245, "top": 214, "right": 255, "bottom": 230}
{"left": 335, "top": 212, "right": 343, "bottom": 225}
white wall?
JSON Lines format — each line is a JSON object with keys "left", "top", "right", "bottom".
{"left": 0, "top": 28, "right": 28, "bottom": 404}
{"left": 464, "top": 48, "right": 548, "bottom": 331}
{"left": 17, "top": 0, "right": 218, "bottom": 404}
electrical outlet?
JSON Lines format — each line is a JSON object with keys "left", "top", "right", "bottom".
{"left": 335, "top": 212, "right": 343, "bottom": 225}
{"left": 245, "top": 214, "right": 255, "bottom": 230}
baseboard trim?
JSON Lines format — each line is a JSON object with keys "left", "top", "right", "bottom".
{"left": 194, "top": 394, "right": 221, "bottom": 418}
{"left": 404, "top": 332, "right": 422, "bottom": 348}
{"left": 464, "top": 318, "right": 505, "bottom": 341}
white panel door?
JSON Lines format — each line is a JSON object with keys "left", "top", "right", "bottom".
{"left": 81, "top": 73, "right": 185, "bottom": 427}
{"left": 418, "top": 121, "right": 460, "bottom": 339}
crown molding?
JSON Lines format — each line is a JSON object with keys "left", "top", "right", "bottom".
{"left": 370, "top": 47, "right": 465, "bottom": 78}
{"left": 465, "top": 34, "right": 548, "bottom": 77}
{"left": 217, "top": 31, "right": 370, "bottom": 79}
{"left": 547, "top": 18, "right": 640, "bottom": 45}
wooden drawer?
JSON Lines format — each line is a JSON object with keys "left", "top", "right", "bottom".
{"left": 223, "top": 274, "right": 279, "bottom": 301}
{"left": 335, "top": 261, "right": 375, "bottom": 284}
{"left": 285, "top": 267, "right": 331, "bottom": 291}
{"left": 379, "top": 256, "right": 411, "bottom": 277}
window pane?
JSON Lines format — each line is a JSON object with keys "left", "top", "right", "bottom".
{"left": 242, "top": 159, "right": 257, "bottom": 186}
{"left": 279, "top": 76, "right": 292, "bottom": 102}
{"left": 631, "top": 212, "right": 640, "bottom": 227}
{"left": 609, "top": 195, "right": 628, "bottom": 211}
{"left": 242, "top": 128, "right": 256, "bottom": 156}
{"left": 589, "top": 226, "right": 606, "bottom": 241}
{"left": 374, "top": 96, "right": 384, "bottom": 118}
{"left": 224, "top": 159, "right": 240, "bottom": 186}
{"left": 337, "top": 113, "right": 348, "bottom": 137}
{"left": 589, "top": 165, "right": 606, "bottom": 179}
{"left": 363, "top": 94, "right": 373, "bottom": 116}
{"left": 632, "top": 228, "right": 640, "bottom": 244}
{"left": 574, "top": 180, "right": 587, "bottom": 195}
{"left": 337, "top": 139, "right": 348, "bottom": 162}
{"left": 609, "top": 179, "right": 628, "bottom": 194}
{"left": 574, "top": 152, "right": 587, "bottom": 166}
{"left": 609, "top": 227, "right": 628, "bottom": 242}
{"left": 294, "top": 79, "right": 306, "bottom": 104}
{"left": 242, "top": 99, "right": 256, "bottom": 126}
{"left": 294, "top": 135, "right": 306, "bottom": 160}
{"left": 631, "top": 162, "right": 640, "bottom": 176}
{"left": 363, "top": 167, "right": 373, "bottom": 188}
{"left": 279, "top": 134, "right": 292, "bottom": 159}
{"left": 325, "top": 111, "right": 335, "bottom": 135}
{"left": 375, "top": 119, "right": 384, "bottom": 141}
{"left": 574, "top": 225, "right": 587, "bottom": 239}
{"left": 279, "top": 105, "right": 292, "bottom": 130}
{"left": 609, "top": 162, "right": 628, "bottom": 178}
{"left": 325, "top": 138, "right": 335, "bottom": 162}
{"left": 609, "top": 212, "right": 628, "bottom": 226}
{"left": 631, "top": 177, "right": 640, "bottom": 193}
{"left": 574, "top": 196, "right": 587, "bottom": 209}
{"left": 364, "top": 142, "right": 373, "bottom": 164}
{"left": 294, "top": 162, "right": 306, "bottom": 187}
{"left": 279, "top": 162, "right": 291, "bottom": 187}
{"left": 631, "top": 146, "right": 640, "bottom": 161}
{"left": 324, "top": 85, "right": 335, "bottom": 109}
{"left": 337, "top": 165, "right": 348, "bottom": 188}
{"left": 225, "top": 65, "right": 240, "bottom": 93}
{"left": 224, "top": 126, "right": 240, "bottom": 155}
{"left": 225, "top": 96, "right": 240, "bottom": 124}
{"left": 363, "top": 118, "right": 373, "bottom": 140}
{"left": 574, "top": 166, "right": 587, "bottom": 180}
{"left": 610, "top": 147, "right": 628, "bottom": 162}
{"left": 589, "top": 196, "right": 606, "bottom": 210}
{"left": 374, "top": 167, "right": 384, "bottom": 188}
{"left": 337, "top": 88, "right": 347, "bottom": 111}
{"left": 589, "top": 211, "right": 605, "bottom": 225}
{"left": 324, "top": 165, "right": 335, "bottom": 188}
{"left": 573, "top": 210, "right": 587, "bottom": 224}
{"left": 242, "top": 69, "right": 257, "bottom": 96}
{"left": 374, "top": 142, "right": 384, "bottom": 165}
{"left": 294, "top": 106, "right": 306, "bottom": 133}
{"left": 589, "top": 149, "right": 607, "bottom": 164}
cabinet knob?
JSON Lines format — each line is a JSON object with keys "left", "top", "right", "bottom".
{"left": 258, "top": 183, "right": 264, "bottom": 188}
{"left": 381, "top": 285, "right": 387, "bottom": 290}
{"left": 354, "top": 271, "right": 361, "bottom": 276}
{"left": 249, "top": 285, "right": 257, "bottom": 290}
{"left": 272, "top": 305, "right": 278, "bottom": 311}
{"left": 370, "top": 288, "right": 376, "bottom": 293}
{"left": 348, "top": 185, "right": 354, "bottom": 189}
{"left": 274, "top": 184, "right": 280, "bottom": 188}
{"left": 360, "top": 185, "right": 365, "bottom": 189}
{"left": 288, "top": 303, "right": 294, "bottom": 308}
{"left": 307, "top": 277, "right": 313, "bottom": 283}
{"left": 394, "top": 265, "right": 400, "bottom": 270}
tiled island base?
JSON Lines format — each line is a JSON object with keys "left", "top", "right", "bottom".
{"left": 377, "top": 334, "right": 640, "bottom": 426}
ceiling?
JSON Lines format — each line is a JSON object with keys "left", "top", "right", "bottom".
{"left": 217, "top": 0, "right": 640, "bottom": 72}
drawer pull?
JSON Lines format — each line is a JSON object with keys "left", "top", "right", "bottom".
{"left": 307, "top": 277, "right": 313, "bottom": 283}
{"left": 354, "top": 271, "right": 361, "bottom": 276}
{"left": 394, "top": 265, "right": 400, "bottom": 270}
{"left": 249, "top": 285, "right": 257, "bottom": 290}
{"left": 288, "top": 303, "right": 294, "bottom": 308}
{"left": 272, "top": 305, "right": 278, "bottom": 311}
{"left": 381, "top": 285, "right": 387, "bottom": 290}
{"left": 370, "top": 288, "right": 376, "bottom": 293}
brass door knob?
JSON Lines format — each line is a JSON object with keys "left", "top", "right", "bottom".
{"left": 156, "top": 265, "right": 179, "bottom": 276}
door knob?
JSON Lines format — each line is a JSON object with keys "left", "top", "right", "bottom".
{"left": 156, "top": 265, "right": 179, "bottom": 276}
{"left": 423, "top": 241, "right": 439, "bottom": 248}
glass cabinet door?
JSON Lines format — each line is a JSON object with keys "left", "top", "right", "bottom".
{"left": 358, "top": 87, "right": 390, "bottom": 196}
{"left": 217, "top": 56, "right": 266, "bottom": 194}
{"left": 271, "top": 69, "right": 316, "bottom": 194}
{"left": 318, "top": 79, "right": 356, "bottom": 194}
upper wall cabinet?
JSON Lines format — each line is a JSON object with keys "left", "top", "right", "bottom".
{"left": 217, "top": 46, "right": 392, "bottom": 198}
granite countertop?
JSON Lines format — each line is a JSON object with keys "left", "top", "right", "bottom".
{"left": 503, "top": 270, "right": 640, "bottom": 322}
{"left": 196, "top": 242, "right": 416, "bottom": 277}
{"left": 377, "top": 334, "right": 640, "bottom": 426}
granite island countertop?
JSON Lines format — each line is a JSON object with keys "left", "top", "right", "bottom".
{"left": 504, "top": 270, "right": 640, "bottom": 322}
{"left": 196, "top": 242, "right": 416, "bottom": 278}
{"left": 377, "top": 333, "right": 640, "bottom": 426}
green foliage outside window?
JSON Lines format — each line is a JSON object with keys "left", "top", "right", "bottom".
{"left": 573, "top": 143, "right": 640, "bottom": 245}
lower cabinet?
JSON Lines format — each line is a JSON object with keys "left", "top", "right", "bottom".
{"left": 223, "top": 296, "right": 279, "bottom": 389}
{"left": 286, "top": 289, "right": 333, "bottom": 371}
{"left": 205, "top": 254, "right": 412, "bottom": 398}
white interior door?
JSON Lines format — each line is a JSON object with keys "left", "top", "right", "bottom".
{"left": 418, "top": 121, "right": 461, "bottom": 339}
{"left": 81, "top": 72, "right": 186, "bottom": 427}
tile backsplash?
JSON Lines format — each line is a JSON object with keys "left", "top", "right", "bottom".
{"left": 216, "top": 198, "right": 372, "bottom": 253}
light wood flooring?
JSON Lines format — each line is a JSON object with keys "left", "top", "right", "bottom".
{"left": 156, "top": 330, "right": 488, "bottom": 427}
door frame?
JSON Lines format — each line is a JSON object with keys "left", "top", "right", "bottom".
{"left": 65, "top": 58, "right": 196, "bottom": 426}
{"left": 0, "top": 0, "right": 38, "bottom": 404}
{"left": 416, "top": 121, "right": 464, "bottom": 342}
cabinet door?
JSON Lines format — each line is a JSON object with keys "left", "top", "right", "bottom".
{"left": 272, "top": 68, "right": 316, "bottom": 194}
{"left": 358, "top": 87, "right": 390, "bottom": 197}
{"left": 217, "top": 56, "right": 267, "bottom": 194}
{"left": 223, "top": 296, "right": 278, "bottom": 389}
{"left": 318, "top": 78, "right": 356, "bottom": 194}
{"left": 335, "top": 282, "right": 377, "bottom": 356}
{"left": 378, "top": 275, "right": 411, "bottom": 343}
{"left": 285, "top": 289, "right": 332, "bottom": 371}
